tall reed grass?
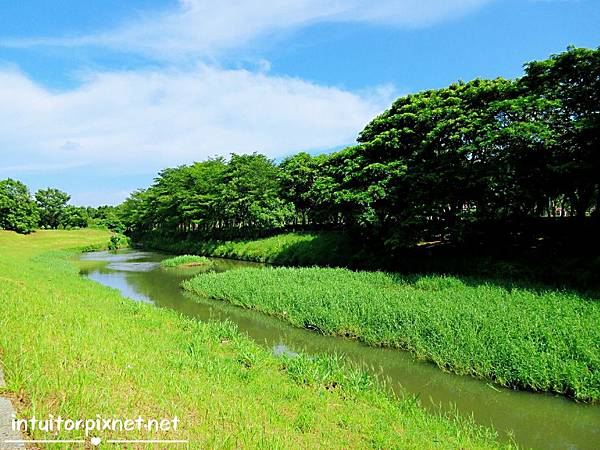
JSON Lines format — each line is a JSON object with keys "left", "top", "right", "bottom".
{"left": 184, "top": 266, "right": 600, "bottom": 402}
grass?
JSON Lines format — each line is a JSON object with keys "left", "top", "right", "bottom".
{"left": 161, "top": 255, "right": 212, "bottom": 268}
{"left": 183, "top": 266, "right": 600, "bottom": 403}
{"left": 140, "top": 231, "right": 365, "bottom": 267}
{"left": 139, "top": 231, "right": 600, "bottom": 291}
{"left": 0, "top": 230, "right": 505, "bottom": 449}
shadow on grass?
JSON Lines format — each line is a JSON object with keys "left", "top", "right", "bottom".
{"left": 135, "top": 230, "right": 600, "bottom": 299}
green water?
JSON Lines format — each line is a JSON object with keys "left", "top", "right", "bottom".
{"left": 78, "top": 249, "right": 600, "bottom": 450}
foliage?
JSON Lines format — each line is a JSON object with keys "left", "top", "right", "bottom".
{"left": 0, "top": 180, "right": 130, "bottom": 233}
{"left": 160, "top": 255, "right": 212, "bottom": 267}
{"left": 0, "top": 230, "right": 504, "bottom": 448}
{"left": 184, "top": 266, "right": 600, "bottom": 402}
{"left": 140, "top": 231, "right": 363, "bottom": 266}
{"left": 87, "top": 205, "right": 125, "bottom": 232}
{"left": 35, "top": 187, "right": 71, "bottom": 229}
{"left": 61, "top": 205, "right": 90, "bottom": 228}
{"left": 0, "top": 178, "right": 39, "bottom": 234}
{"left": 521, "top": 46, "right": 600, "bottom": 217}
{"left": 121, "top": 154, "right": 295, "bottom": 237}
{"left": 107, "top": 234, "right": 129, "bottom": 250}
{"left": 120, "top": 47, "right": 600, "bottom": 252}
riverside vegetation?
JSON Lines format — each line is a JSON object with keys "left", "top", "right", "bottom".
{"left": 117, "top": 47, "right": 600, "bottom": 259}
{"left": 122, "top": 46, "right": 599, "bottom": 405}
{"left": 183, "top": 267, "right": 600, "bottom": 402}
{"left": 145, "top": 232, "right": 362, "bottom": 267}
{"left": 161, "top": 255, "right": 213, "bottom": 268}
{"left": 0, "top": 230, "right": 505, "bottom": 448}
{"left": 1, "top": 45, "right": 599, "bottom": 446}
{"left": 117, "top": 47, "right": 600, "bottom": 292}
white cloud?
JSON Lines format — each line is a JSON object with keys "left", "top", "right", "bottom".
{"left": 0, "top": 0, "right": 491, "bottom": 59}
{"left": 0, "top": 66, "right": 391, "bottom": 176}
{"left": 0, "top": 1, "right": 491, "bottom": 204}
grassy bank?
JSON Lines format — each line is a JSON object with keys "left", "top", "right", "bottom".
{"left": 183, "top": 267, "right": 600, "bottom": 402}
{"left": 138, "top": 231, "right": 600, "bottom": 291}
{"left": 138, "top": 231, "right": 366, "bottom": 267}
{"left": 0, "top": 230, "right": 504, "bottom": 448}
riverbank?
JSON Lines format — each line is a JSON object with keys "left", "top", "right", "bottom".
{"left": 137, "top": 231, "right": 366, "bottom": 267}
{"left": 183, "top": 266, "right": 600, "bottom": 403}
{"left": 0, "top": 230, "right": 504, "bottom": 448}
{"left": 136, "top": 231, "right": 600, "bottom": 291}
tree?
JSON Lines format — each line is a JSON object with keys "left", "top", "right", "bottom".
{"left": 521, "top": 46, "right": 600, "bottom": 217}
{"left": 0, "top": 179, "right": 39, "bottom": 234}
{"left": 221, "top": 153, "right": 293, "bottom": 231}
{"left": 62, "top": 205, "right": 89, "bottom": 228}
{"left": 117, "top": 47, "right": 599, "bottom": 251}
{"left": 35, "top": 188, "right": 70, "bottom": 229}
{"left": 120, "top": 190, "right": 151, "bottom": 234}
{"left": 88, "top": 205, "right": 124, "bottom": 232}
{"left": 279, "top": 152, "right": 321, "bottom": 225}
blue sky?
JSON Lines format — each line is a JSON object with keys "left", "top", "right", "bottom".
{"left": 0, "top": 0, "right": 598, "bottom": 205}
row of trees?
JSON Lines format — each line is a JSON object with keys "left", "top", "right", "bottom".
{"left": 121, "top": 47, "right": 599, "bottom": 249}
{"left": 4, "top": 47, "right": 596, "bottom": 247}
{"left": 120, "top": 154, "right": 295, "bottom": 236}
{"left": 0, "top": 180, "right": 123, "bottom": 234}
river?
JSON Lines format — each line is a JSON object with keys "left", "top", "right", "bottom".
{"left": 78, "top": 249, "right": 600, "bottom": 450}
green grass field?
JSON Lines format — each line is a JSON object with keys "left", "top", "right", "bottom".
{"left": 0, "top": 230, "right": 505, "bottom": 448}
{"left": 184, "top": 266, "right": 600, "bottom": 402}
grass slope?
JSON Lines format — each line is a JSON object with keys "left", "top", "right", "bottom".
{"left": 184, "top": 267, "right": 600, "bottom": 402}
{"left": 0, "top": 230, "right": 504, "bottom": 449}
{"left": 140, "top": 231, "right": 600, "bottom": 290}
{"left": 140, "top": 232, "right": 363, "bottom": 267}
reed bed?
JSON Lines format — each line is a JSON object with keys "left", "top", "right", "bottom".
{"left": 184, "top": 266, "right": 600, "bottom": 402}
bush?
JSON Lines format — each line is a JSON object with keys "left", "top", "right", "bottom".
{"left": 161, "top": 255, "right": 212, "bottom": 268}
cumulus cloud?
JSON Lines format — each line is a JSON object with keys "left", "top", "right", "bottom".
{"left": 0, "top": 65, "right": 391, "bottom": 175}
{"left": 1, "top": 0, "right": 491, "bottom": 59}
{"left": 0, "top": 1, "right": 491, "bottom": 204}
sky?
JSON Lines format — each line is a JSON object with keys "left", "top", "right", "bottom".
{"left": 0, "top": 0, "right": 598, "bottom": 206}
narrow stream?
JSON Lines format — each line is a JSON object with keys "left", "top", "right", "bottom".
{"left": 78, "top": 249, "right": 600, "bottom": 450}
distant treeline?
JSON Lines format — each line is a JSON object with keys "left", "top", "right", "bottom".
{"left": 121, "top": 47, "right": 599, "bottom": 251}
{"left": 0, "top": 181, "right": 123, "bottom": 234}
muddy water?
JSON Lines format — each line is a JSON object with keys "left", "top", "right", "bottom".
{"left": 78, "top": 250, "right": 600, "bottom": 450}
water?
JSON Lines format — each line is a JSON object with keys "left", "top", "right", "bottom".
{"left": 78, "top": 249, "right": 600, "bottom": 450}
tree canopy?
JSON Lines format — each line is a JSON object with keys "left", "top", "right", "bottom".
{"left": 121, "top": 47, "right": 599, "bottom": 250}
{"left": 0, "top": 182, "right": 124, "bottom": 234}
{"left": 0, "top": 179, "right": 39, "bottom": 234}
{"left": 35, "top": 188, "right": 71, "bottom": 229}
{"left": 3, "top": 47, "right": 597, "bottom": 247}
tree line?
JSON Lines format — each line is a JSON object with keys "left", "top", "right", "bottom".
{"left": 3, "top": 47, "right": 598, "bottom": 250}
{"left": 0, "top": 181, "right": 123, "bottom": 234}
{"left": 120, "top": 47, "right": 599, "bottom": 249}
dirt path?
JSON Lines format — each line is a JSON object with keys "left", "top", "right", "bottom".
{"left": 0, "top": 367, "right": 24, "bottom": 449}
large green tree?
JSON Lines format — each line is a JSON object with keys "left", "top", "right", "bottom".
{"left": 62, "top": 205, "right": 90, "bottom": 228}
{"left": 521, "top": 46, "right": 600, "bottom": 217}
{"left": 221, "top": 153, "right": 293, "bottom": 230}
{"left": 35, "top": 188, "right": 71, "bottom": 229}
{"left": 0, "top": 179, "right": 39, "bottom": 234}
{"left": 118, "top": 47, "right": 600, "bottom": 250}
{"left": 279, "top": 152, "right": 324, "bottom": 225}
